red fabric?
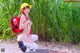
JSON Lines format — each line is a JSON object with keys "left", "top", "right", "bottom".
{"left": 11, "top": 16, "right": 23, "bottom": 33}
{"left": 11, "top": 15, "right": 32, "bottom": 35}
{"left": 29, "top": 27, "right": 32, "bottom": 34}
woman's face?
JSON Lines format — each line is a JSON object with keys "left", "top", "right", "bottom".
{"left": 23, "top": 7, "right": 30, "bottom": 14}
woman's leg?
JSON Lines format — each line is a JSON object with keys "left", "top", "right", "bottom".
{"left": 17, "top": 33, "right": 23, "bottom": 41}
{"left": 17, "top": 34, "right": 27, "bottom": 52}
{"left": 23, "top": 41, "right": 38, "bottom": 51}
{"left": 31, "top": 34, "right": 38, "bottom": 41}
{"left": 18, "top": 41, "right": 26, "bottom": 52}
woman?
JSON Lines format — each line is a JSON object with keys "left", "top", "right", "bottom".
{"left": 17, "top": 3, "right": 38, "bottom": 52}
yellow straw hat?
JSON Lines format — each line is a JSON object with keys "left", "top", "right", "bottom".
{"left": 20, "top": 3, "right": 32, "bottom": 10}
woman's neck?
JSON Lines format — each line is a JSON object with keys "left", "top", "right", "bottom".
{"left": 22, "top": 13, "right": 29, "bottom": 17}
{"left": 26, "top": 14, "right": 28, "bottom": 17}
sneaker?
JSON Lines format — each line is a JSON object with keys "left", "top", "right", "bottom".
{"left": 18, "top": 41, "right": 26, "bottom": 52}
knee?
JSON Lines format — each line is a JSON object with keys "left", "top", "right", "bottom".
{"left": 35, "top": 35, "right": 38, "bottom": 40}
{"left": 17, "top": 34, "right": 22, "bottom": 41}
{"left": 32, "top": 34, "right": 38, "bottom": 41}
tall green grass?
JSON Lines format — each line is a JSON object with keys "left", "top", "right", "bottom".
{"left": 0, "top": 0, "right": 80, "bottom": 43}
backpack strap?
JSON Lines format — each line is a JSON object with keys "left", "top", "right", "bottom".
{"left": 23, "top": 13, "right": 29, "bottom": 20}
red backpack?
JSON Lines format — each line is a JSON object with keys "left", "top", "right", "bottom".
{"left": 10, "top": 16, "right": 32, "bottom": 34}
{"left": 10, "top": 16, "right": 23, "bottom": 33}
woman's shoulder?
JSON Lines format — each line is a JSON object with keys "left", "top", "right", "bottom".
{"left": 20, "top": 14, "right": 26, "bottom": 19}
{"left": 21, "top": 14, "right": 25, "bottom": 18}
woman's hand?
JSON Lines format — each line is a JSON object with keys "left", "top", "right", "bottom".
{"left": 26, "top": 20, "right": 30, "bottom": 23}
{"left": 24, "top": 20, "right": 30, "bottom": 25}
{"left": 27, "top": 20, "right": 32, "bottom": 25}
{"left": 30, "top": 21, "right": 32, "bottom": 25}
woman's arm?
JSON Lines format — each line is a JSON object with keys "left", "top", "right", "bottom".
{"left": 19, "top": 15, "right": 30, "bottom": 29}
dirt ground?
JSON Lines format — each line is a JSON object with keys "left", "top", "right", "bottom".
{"left": 0, "top": 40, "right": 80, "bottom": 53}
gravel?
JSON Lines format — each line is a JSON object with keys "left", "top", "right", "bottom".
{"left": 0, "top": 40, "right": 80, "bottom": 53}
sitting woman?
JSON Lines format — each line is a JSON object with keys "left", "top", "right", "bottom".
{"left": 17, "top": 3, "right": 38, "bottom": 52}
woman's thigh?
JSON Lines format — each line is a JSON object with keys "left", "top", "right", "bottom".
{"left": 17, "top": 33, "right": 23, "bottom": 41}
{"left": 17, "top": 33, "right": 26, "bottom": 41}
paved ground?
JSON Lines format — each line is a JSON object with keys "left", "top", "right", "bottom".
{"left": 0, "top": 40, "right": 80, "bottom": 53}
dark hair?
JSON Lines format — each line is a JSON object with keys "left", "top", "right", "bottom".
{"left": 23, "top": 6, "right": 30, "bottom": 10}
